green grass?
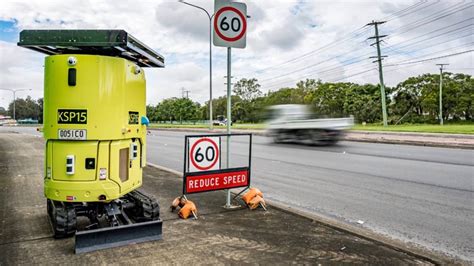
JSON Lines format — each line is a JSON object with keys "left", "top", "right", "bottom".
{"left": 352, "top": 124, "right": 474, "bottom": 134}
{"left": 149, "top": 123, "right": 211, "bottom": 129}
{"left": 150, "top": 122, "right": 474, "bottom": 134}
{"left": 149, "top": 123, "right": 265, "bottom": 130}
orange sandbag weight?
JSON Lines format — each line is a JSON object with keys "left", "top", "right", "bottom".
{"left": 242, "top": 187, "right": 263, "bottom": 204}
{"left": 178, "top": 200, "right": 197, "bottom": 219}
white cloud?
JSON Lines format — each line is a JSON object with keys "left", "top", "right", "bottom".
{"left": 0, "top": 0, "right": 472, "bottom": 109}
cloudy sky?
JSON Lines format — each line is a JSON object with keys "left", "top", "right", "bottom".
{"left": 0, "top": 0, "right": 472, "bottom": 109}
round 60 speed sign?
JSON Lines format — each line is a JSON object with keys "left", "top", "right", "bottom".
{"left": 189, "top": 137, "right": 220, "bottom": 172}
{"left": 213, "top": 1, "right": 247, "bottom": 48}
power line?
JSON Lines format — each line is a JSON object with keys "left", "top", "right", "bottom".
{"left": 258, "top": 40, "right": 371, "bottom": 83}
{"left": 387, "top": 17, "right": 472, "bottom": 47}
{"left": 263, "top": 37, "right": 473, "bottom": 90}
{"left": 262, "top": 34, "right": 472, "bottom": 90}
{"left": 239, "top": 0, "right": 443, "bottom": 77}
{"left": 389, "top": 1, "right": 468, "bottom": 33}
{"left": 239, "top": 27, "right": 370, "bottom": 76}
{"left": 263, "top": 48, "right": 473, "bottom": 90}
{"left": 385, "top": 27, "right": 472, "bottom": 56}
{"left": 382, "top": 0, "right": 427, "bottom": 21}
{"left": 328, "top": 68, "right": 377, "bottom": 83}
{"left": 261, "top": 8, "right": 472, "bottom": 86}
{"left": 259, "top": 2, "right": 473, "bottom": 91}
{"left": 385, "top": 49, "right": 473, "bottom": 67}
{"left": 388, "top": 2, "right": 473, "bottom": 37}
{"left": 386, "top": 23, "right": 473, "bottom": 52}
{"left": 386, "top": 0, "right": 441, "bottom": 22}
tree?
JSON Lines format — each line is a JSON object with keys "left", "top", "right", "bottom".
{"left": 233, "top": 78, "right": 262, "bottom": 101}
{"left": 8, "top": 96, "right": 41, "bottom": 120}
{"left": 146, "top": 105, "right": 158, "bottom": 122}
{"left": 152, "top": 97, "right": 201, "bottom": 122}
{"left": 265, "top": 87, "right": 307, "bottom": 106}
{"left": 344, "top": 83, "right": 384, "bottom": 123}
{"left": 37, "top": 98, "right": 44, "bottom": 123}
{"left": 207, "top": 95, "right": 242, "bottom": 122}
{"left": 231, "top": 78, "right": 263, "bottom": 122}
{"left": 391, "top": 73, "right": 473, "bottom": 123}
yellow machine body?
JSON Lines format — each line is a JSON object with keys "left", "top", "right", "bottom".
{"left": 44, "top": 54, "right": 147, "bottom": 202}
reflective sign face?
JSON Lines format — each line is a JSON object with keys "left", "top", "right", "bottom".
{"left": 188, "top": 137, "right": 220, "bottom": 172}
{"left": 213, "top": 1, "right": 247, "bottom": 48}
{"left": 185, "top": 169, "right": 249, "bottom": 194}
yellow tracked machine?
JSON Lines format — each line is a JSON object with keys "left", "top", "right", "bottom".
{"left": 18, "top": 30, "right": 164, "bottom": 253}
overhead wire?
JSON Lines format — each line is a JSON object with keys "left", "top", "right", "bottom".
{"left": 385, "top": 0, "right": 441, "bottom": 22}
{"left": 381, "top": 0, "right": 427, "bottom": 21}
{"left": 238, "top": 26, "right": 370, "bottom": 76}
{"left": 262, "top": 21, "right": 473, "bottom": 88}
{"left": 257, "top": 2, "right": 473, "bottom": 90}
{"left": 388, "top": 2, "right": 473, "bottom": 38}
{"left": 385, "top": 49, "right": 474, "bottom": 67}
{"left": 239, "top": 0, "right": 437, "bottom": 77}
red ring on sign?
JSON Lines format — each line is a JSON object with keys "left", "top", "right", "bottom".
{"left": 214, "top": 6, "right": 247, "bottom": 42}
{"left": 190, "top": 138, "right": 219, "bottom": 171}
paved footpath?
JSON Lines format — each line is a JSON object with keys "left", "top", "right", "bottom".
{"left": 0, "top": 132, "right": 449, "bottom": 264}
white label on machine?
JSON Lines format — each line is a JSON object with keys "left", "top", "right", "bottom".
{"left": 58, "top": 129, "right": 87, "bottom": 140}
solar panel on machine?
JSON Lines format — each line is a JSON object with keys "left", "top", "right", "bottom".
{"left": 17, "top": 29, "right": 164, "bottom": 68}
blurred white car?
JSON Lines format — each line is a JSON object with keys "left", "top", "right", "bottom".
{"left": 266, "top": 104, "right": 354, "bottom": 145}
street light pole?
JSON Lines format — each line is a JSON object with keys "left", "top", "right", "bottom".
{"left": 436, "top": 64, "right": 449, "bottom": 126}
{"left": 0, "top": 88, "right": 32, "bottom": 120}
{"left": 13, "top": 90, "right": 16, "bottom": 121}
{"left": 179, "top": 0, "right": 214, "bottom": 130}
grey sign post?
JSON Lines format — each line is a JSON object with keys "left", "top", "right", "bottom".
{"left": 213, "top": 0, "right": 247, "bottom": 208}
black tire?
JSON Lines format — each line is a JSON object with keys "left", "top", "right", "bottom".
{"left": 272, "top": 130, "right": 285, "bottom": 144}
{"left": 310, "top": 130, "right": 325, "bottom": 146}
{"left": 51, "top": 202, "right": 76, "bottom": 238}
{"left": 273, "top": 135, "right": 282, "bottom": 143}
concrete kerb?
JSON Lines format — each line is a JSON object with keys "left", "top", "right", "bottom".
{"left": 349, "top": 130, "right": 474, "bottom": 139}
{"left": 146, "top": 162, "right": 457, "bottom": 265}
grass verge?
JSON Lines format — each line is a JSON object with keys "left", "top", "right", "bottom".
{"left": 149, "top": 123, "right": 266, "bottom": 130}
{"left": 352, "top": 124, "right": 474, "bottom": 134}
{"left": 150, "top": 122, "right": 474, "bottom": 134}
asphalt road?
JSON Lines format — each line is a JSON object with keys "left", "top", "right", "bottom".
{"left": 146, "top": 130, "right": 473, "bottom": 261}
{"left": 3, "top": 126, "right": 473, "bottom": 261}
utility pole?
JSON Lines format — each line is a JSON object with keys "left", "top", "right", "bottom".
{"left": 181, "top": 87, "right": 190, "bottom": 99}
{"left": 368, "top": 20, "right": 388, "bottom": 127}
{"left": 436, "top": 63, "right": 449, "bottom": 125}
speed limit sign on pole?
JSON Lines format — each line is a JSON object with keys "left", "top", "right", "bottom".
{"left": 189, "top": 137, "right": 220, "bottom": 172}
{"left": 213, "top": 0, "right": 247, "bottom": 49}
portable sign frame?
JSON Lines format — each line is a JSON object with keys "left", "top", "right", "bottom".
{"left": 183, "top": 133, "right": 252, "bottom": 195}
{"left": 213, "top": 0, "right": 247, "bottom": 49}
